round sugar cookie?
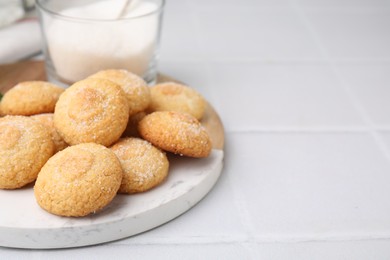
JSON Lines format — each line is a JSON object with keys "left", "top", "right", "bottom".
{"left": 110, "top": 137, "right": 169, "bottom": 194}
{"left": 138, "top": 111, "right": 212, "bottom": 158}
{"left": 89, "top": 69, "right": 150, "bottom": 116}
{"left": 54, "top": 78, "right": 129, "bottom": 147}
{"left": 0, "top": 116, "right": 55, "bottom": 189}
{"left": 31, "top": 113, "right": 68, "bottom": 153}
{"left": 0, "top": 81, "right": 64, "bottom": 116}
{"left": 149, "top": 82, "right": 206, "bottom": 120}
{"left": 34, "top": 143, "right": 123, "bottom": 217}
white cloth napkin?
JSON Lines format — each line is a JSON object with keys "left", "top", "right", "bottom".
{"left": 0, "top": 19, "right": 42, "bottom": 64}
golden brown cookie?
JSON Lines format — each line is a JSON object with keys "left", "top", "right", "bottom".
{"left": 0, "top": 116, "right": 55, "bottom": 189}
{"left": 138, "top": 111, "right": 212, "bottom": 158}
{"left": 89, "top": 69, "right": 151, "bottom": 116}
{"left": 110, "top": 137, "right": 169, "bottom": 194}
{"left": 0, "top": 81, "right": 64, "bottom": 116}
{"left": 54, "top": 78, "right": 129, "bottom": 147}
{"left": 31, "top": 113, "right": 68, "bottom": 153}
{"left": 34, "top": 143, "right": 123, "bottom": 217}
{"left": 149, "top": 82, "right": 206, "bottom": 120}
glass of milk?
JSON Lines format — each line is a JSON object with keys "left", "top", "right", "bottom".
{"left": 36, "top": 0, "right": 164, "bottom": 86}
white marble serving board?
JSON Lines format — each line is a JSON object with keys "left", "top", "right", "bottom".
{"left": 0, "top": 149, "right": 224, "bottom": 249}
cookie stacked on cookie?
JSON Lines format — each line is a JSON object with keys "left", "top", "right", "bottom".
{"left": 0, "top": 70, "right": 212, "bottom": 217}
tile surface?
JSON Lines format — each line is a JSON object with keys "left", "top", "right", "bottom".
{"left": 303, "top": 9, "right": 390, "bottom": 60}
{"left": 207, "top": 62, "right": 364, "bottom": 130}
{"left": 335, "top": 63, "right": 390, "bottom": 125}
{"left": 115, "top": 169, "right": 247, "bottom": 244}
{"left": 227, "top": 132, "right": 390, "bottom": 239}
{"left": 195, "top": 7, "right": 323, "bottom": 61}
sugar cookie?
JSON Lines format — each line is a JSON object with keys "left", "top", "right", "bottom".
{"left": 89, "top": 69, "right": 150, "bottom": 116}
{"left": 34, "top": 143, "right": 123, "bottom": 217}
{"left": 149, "top": 82, "right": 206, "bottom": 120}
{"left": 54, "top": 78, "right": 129, "bottom": 147}
{"left": 111, "top": 137, "right": 169, "bottom": 194}
{"left": 138, "top": 111, "right": 212, "bottom": 158}
{"left": 31, "top": 113, "right": 68, "bottom": 153}
{"left": 0, "top": 116, "right": 54, "bottom": 189}
{"left": 0, "top": 81, "right": 64, "bottom": 116}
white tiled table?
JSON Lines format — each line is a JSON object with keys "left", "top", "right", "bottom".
{"left": 2, "top": 0, "right": 390, "bottom": 259}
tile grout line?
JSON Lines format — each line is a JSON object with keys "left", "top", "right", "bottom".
{"left": 330, "top": 73, "right": 390, "bottom": 162}
{"left": 226, "top": 126, "right": 390, "bottom": 134}
{"left": 186, "top": 0, "right": 225, "bottom": 114}
{"left": 185, "top": 5, "right": 261, "bottom": 258}
{"left": 161, "top": 57, "right": 390, "bottom": 63}
{"left": 107, "top": 233, "right": 390, "bottom": 246}
{"left": 225, "top": 170, "right": 261, "bottom": 258}
{"left": 296, "top": 6, "right": 390, "bottom": 14}
{"left": 112, "top": 235, "right": 249, "bottom": 246}
{"left": 290, "top": 0, "right": 390, "bottom": 163}
{"left": 253, "top": 234, "right": 390, "bottom": 244}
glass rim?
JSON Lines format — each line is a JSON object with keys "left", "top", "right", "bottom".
{"left": 36, "top": 0, "right": 165, "bottom": 22}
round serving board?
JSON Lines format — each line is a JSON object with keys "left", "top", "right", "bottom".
{"left": 0, "top": 61, "right": 224, "bottom": 249}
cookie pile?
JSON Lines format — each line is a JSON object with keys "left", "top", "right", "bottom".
{"left": 0, "top": 70, "right": 212, "bottom": 217}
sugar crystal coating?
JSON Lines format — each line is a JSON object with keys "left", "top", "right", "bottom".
{"left": 138, "top": 111, "right": 212, "bottom": 158}
{"left": 149, "top": 82, "right": 206, "bottom": 120}
{"left": 111, "top": 137, "right": 169, "bottom": 194}
{"left": 54, "top": 78, "right": 129, "bottom": 146}
{"left": 31, "top": 113, "right": 68, "bottom": 153}
{"left": 34, "top": 143, "right": 123, "bottom": 217}
{"left": 89, "top": 69, "right": 150, "bottom": 116}
{"left": 0, "top": 81, "right": 64, "bottom": 116}
{"left": 0, "top": 116, "right": 55, "bottom": 189}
